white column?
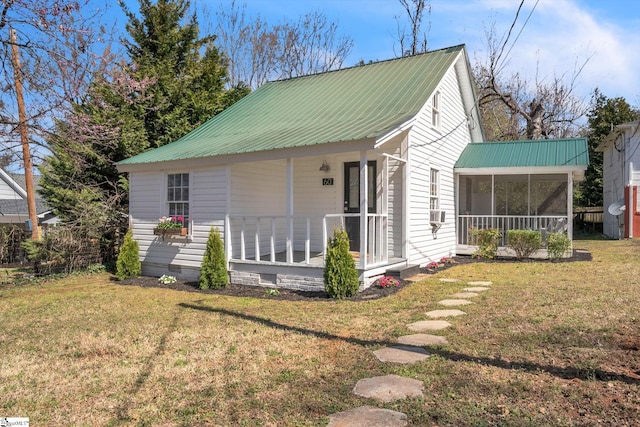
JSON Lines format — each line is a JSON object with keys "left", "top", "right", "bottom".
{"left": 286, "top": 158, "right": 294, "bottom": 263}
{"left": 567, "top": 172, "right": 573, "bottom": 244}
{"left": 360, "top": 151, "right": 367, "bottom": 267}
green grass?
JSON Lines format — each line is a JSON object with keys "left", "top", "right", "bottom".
{"left": 1, "top": 239, "right": 639, "bottom": 426}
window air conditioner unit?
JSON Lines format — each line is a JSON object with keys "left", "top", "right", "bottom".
{"left": 430, "top": 210, "right": 446, "bottom": 225}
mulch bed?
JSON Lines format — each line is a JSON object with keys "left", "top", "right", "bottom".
{"left": 115, "top": 249, "right": 592, "bottom": 302}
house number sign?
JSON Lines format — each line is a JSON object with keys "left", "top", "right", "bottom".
{"left": 322, "top": 178, "right": 334, "bottom": 186}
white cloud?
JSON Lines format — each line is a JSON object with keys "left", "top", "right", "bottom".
{"left": 432, "top": 0, "right": 640, "bottom": 104}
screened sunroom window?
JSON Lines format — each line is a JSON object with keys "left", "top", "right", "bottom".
{"left": 459, "top": 174, "right": 568, "bottom": 216}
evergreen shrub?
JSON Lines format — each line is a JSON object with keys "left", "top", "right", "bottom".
{"left": 471, "top": 228, "right": 501, "bottom": 259}
{"left": 507, "top": 230, "right": 542, "bottom": 259}
{"left": 547, "top": 232, "right": 571, "bottom": 260}
{"left": 199, "top": 227, "right": 229, "bottom": 289}
{"left": 115, "top": 230, "right": 141, "bottom": 280}
{"left": 324, "top": 228, "right": 359, "bottom": 299}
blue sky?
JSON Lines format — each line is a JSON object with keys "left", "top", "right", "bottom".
{"left": 100, "top": 0, "right": 640, "bottom": 106}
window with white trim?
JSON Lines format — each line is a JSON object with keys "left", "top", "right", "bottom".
{"left": 431, "top": 91, "right": 441, "bottom": 130}
{"left": 167, "top": 173, "right": 189, "bottom": 225}
{"left": 430, "top": 168, "right": 440, "bottom": 210}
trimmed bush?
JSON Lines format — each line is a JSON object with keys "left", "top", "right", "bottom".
{"left": 507, "top": 230, "right": 542, "bottom": 259}
{"left": 115, "top": 230, "right": 141, "bottom": 280}
{"left": 324, "top": 228, "right": 359, "bottom": 299}
{"left": 471, "top": 228, "right": 501, "bottom": 259}
{"left": 547, "top": 232, "right": 570, "bottom": 260}
{"left": 199, "top": 227, "right": 229, "bottom": 289}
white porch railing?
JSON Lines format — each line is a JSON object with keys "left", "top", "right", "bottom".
{"left": 227, "top": 213, "right": 389, "bottom": 268}
{"left": 458, "top": 215, "right": 569, "bottom": 246}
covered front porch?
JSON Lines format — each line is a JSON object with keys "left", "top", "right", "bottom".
{"left": 224, "top": 140, "right": 408, "bottom": 290}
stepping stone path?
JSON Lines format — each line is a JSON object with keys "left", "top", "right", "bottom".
{"left": 328, "top": 278, "right": 493, "bottom": 425}
{"left": 450, "top": 292, "right": 478, "bottom": 298}
{"left": 463, "top": 287, "right": 490, "bottom": 292}
{"left": 425, "top": 309, "right": 466, "bottom": 318}
{"left": 327, "top": 405, "right": 408, "bottom": 426}
{"left": 438, "top": 299, "right": 473, "bottom": 306}
{"left": 372, "top": 345, "right": 430, "bottom": 364}
{"left": 397, "top": 333, "right": 448, "bottom": 346}
{"left": 353, "top": 374, "right": 424, "bottom": 402}
{"left": 406, "top": 320, "right": 451, "bottom": 331}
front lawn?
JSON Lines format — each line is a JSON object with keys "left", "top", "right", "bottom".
{"left": 1, "top": 239, "right": 638, "bottom": 426}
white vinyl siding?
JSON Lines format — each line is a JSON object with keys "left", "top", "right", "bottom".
{"left": 129, "top": 167, "right": 228, "bottom": 279}
{"left": 407, "top": 53, "right": 473, "bottom": 265}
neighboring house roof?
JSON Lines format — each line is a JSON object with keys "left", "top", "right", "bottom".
{"left": 118, "top": 45, "right": 471, "bottom": 167}
{"left": 0, "top": 169, "right": 51, "bottom": 219}
{"left": 596, "top": 121, "right": 640, "bottom": 152}
{"left": 8, "top": 172, "right": 42, "bottom": 192}
{"left": 455, "top": 139, "right": 589, "bottom": 170}
{"left": 0, "top": 199, "right": 50, "bottom": 216}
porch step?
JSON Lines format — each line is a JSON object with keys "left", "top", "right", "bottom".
{"left": 386, "top": 264, "right": 420, "bottom": 280}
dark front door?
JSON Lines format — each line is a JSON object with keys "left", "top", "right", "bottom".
{"left": 344, "top": 161, "right": 377, "bottom": 252}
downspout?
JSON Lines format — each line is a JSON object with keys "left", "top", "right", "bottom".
{"left": 630, "top": 161, "right": 634, "bottom": 239}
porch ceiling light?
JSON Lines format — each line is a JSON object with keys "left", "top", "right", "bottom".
{"left": 319, "top": 160, "right": 331, "bottom": 172}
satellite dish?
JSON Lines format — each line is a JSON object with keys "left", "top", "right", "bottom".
{"left": 608, "top": 199, "right": 626, "bottom": 216}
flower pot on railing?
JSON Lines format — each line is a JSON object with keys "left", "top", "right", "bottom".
{"left": 153, "top": 227, "right": 188, "bottom": 237}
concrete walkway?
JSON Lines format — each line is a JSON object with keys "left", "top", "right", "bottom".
{"left": 326, "top": 278, "right": 493, "bottom": 425}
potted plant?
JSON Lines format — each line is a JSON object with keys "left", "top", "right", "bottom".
{"left": 153, "top": 216, "right": 188, "bottom": 237}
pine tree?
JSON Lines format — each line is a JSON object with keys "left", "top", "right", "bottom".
{"left": 199, "top": 227, "right": 229, "bottom": 289}
{"left": 116, "top": 230, "right": 142, "bottom": 280}
{"left": 120, "top": 0, "right": 249, "bottom": 147}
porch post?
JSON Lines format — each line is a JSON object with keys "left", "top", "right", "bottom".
{"left": 287, "top": 158, "right": 294, "bottom": 263}
{"left": 567, "top": 172, "right": 573, "bottom": 244}
{"left": 360, "top": 151, "right": 368, "bottom": 268}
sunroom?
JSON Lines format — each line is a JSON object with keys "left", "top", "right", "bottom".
{"left": 454, "top": 139, "right": 589, "bottom": 256}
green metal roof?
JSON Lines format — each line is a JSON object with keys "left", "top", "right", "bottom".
{"left": 455, "top": 139, "right": 589, "bottom": 169}
{"left": 118, "top": 45, "right": 466, "bottom": 166}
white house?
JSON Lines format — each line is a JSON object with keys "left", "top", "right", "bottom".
{"left": 116, "top": 45, "right": 588, "bottom": 291}
{"left": 598, "top": 121, "right": 640, "bottom": 239}
{"left": 0, "top": 169, "right": 54, "bottom": 228}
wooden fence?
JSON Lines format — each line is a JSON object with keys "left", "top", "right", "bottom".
{"left": 574, "top": 207, "right": 603, "bottom": 232}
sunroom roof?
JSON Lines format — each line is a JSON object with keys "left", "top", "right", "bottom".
{"left": 455, "top": 139, "right": 589, "bottom": 169}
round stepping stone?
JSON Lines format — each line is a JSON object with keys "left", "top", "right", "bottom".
{"left": 407, "top": 320, "right": 452, "bottom": 331}
{"left": 463, "top": 287, "right": 490, "bottom": 292}
{"left": 353, "top": 374, "right": 424, "bottom": 402}
{"left": 397, "top": 334, "right": 448, "bottom": 346}
{"left": 373, "top": 345, "right": 430, "bottom": 364}
{"left": 439, "top": 278, "right": 460, "bottom": 283}
{"left": 425, "top": 309, "right": 466, "bottom": 318}
{"left": 327, "top": 405, "right": 408, "bottom": 426}
{"left": 438, "top": 299, "right": 473, "bottom": 306}
{"left": 450, "top": 292, "right": 478, "bottom": 298}
{"left": 467, "top": 281, "right": 492, "bottom": 286}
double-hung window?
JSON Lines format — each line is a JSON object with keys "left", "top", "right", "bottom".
{"left": 430, "top": 169, "right": 440, "bottom": 210}
{"left": 167, "top": 173, "right": 189, "bottom": 227}
{"left": 431, "top": 91, "right": 441, "bottom": 130}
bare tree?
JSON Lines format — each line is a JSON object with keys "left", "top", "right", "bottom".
{"left": 474, "top": 3, "right": 589, "bottom": 140}
{"left": 215, "top": 1, "right": 353, "bottom": 88}
{"left": 395, "top": 0, "right": 431, "bottom": 57}
{"left": 0, "top": 0, "right": 113, "bottom": 165}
